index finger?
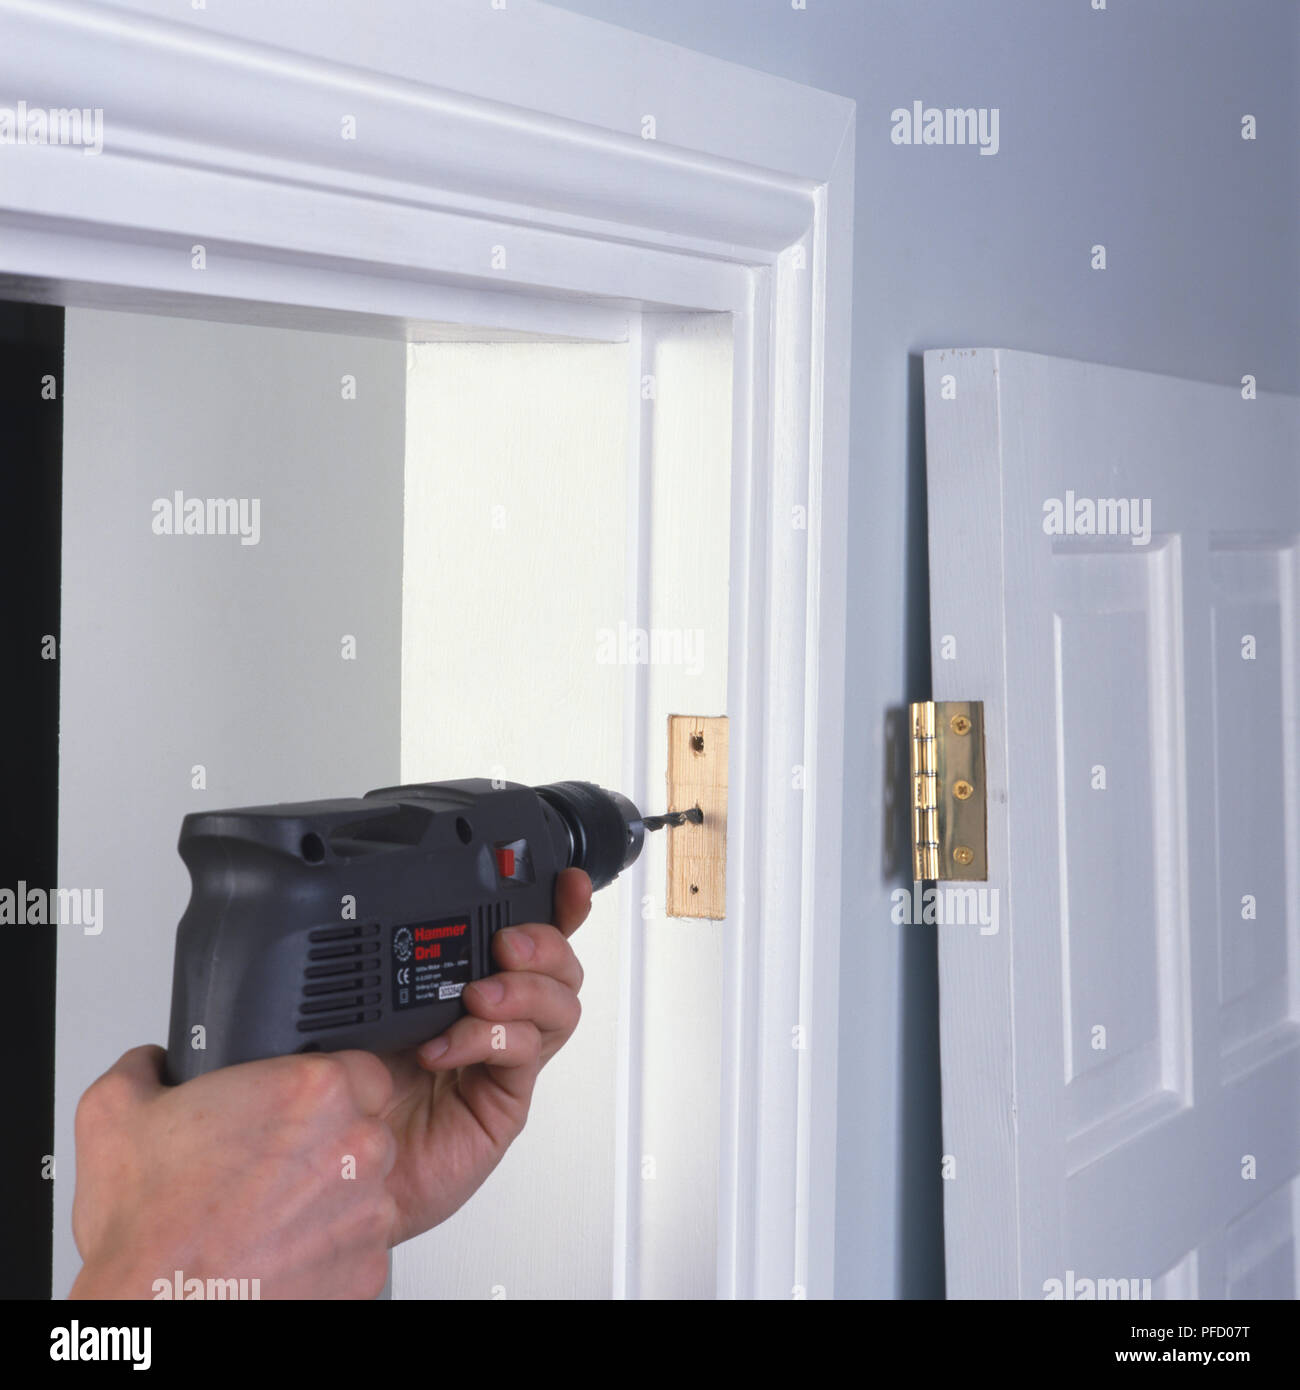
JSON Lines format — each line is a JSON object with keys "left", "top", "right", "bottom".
{"left": 493, "top": 922, "right": 584, "bottom": 993}
{"left": 553, "top": 867, "right": 593, "bottom": 938}
{"left": 104, "top": 1043, "right": 167, "bottom": 1094}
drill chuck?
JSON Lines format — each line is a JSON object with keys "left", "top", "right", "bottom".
{"left": 535, "top": 780, "right": 645, "bottom": 890}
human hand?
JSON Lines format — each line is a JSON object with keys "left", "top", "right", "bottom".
{"left": 379, "top": 866, "right": 592, "bottom": 1244}
{"left": 69, "top": 1045, "right": 397, "bottom": 1299}
{"left": 68, "top": 867, "right": 592, "bottom": 1296}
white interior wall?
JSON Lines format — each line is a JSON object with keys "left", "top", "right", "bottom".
{"left": 397, "top": 340, "right": 630, "bottom": 1298}
{"left": 54, "top": 308, "right": 406, "bottom": 1296}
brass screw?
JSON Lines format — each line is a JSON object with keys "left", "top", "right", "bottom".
{"left": 950, "top": 714, "right": 971, "bottom": 736}
{"left": 953, "top": 779, "right": 974, "bottom": 801}
{"left": 953, "top": 846, "right": 974, "bottom": 867}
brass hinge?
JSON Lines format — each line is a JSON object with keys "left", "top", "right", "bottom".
{"left": 910, "top": 700, "right": 987, "bottom": 881}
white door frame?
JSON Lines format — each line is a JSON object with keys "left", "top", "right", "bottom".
{"left": 1, "top": 0, "right": 855, "bottom": 1299}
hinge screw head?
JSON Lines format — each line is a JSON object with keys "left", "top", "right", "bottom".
{"left": 950, "top": 714, "right": 971, "bottom": 736}
{"left": 953, "top": 779, "right": 974, "bottom": 800}
{"left": 953, "top": 846, "right": 974, "bottom": 866}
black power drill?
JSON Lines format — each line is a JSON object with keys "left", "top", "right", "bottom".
{"left": 164, "top": 778, "right": 698, "bottom": 1084}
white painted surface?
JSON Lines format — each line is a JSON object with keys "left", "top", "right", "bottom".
{"left": 55, "top": 309, "right": 406, "bottom": 1297}
{"left": 12, "top": 0, "right": 854, "bottom": 1297}
{"left": 548, "top": 0, "right": 1299, "bottom": 1299}
{"left": 397, "top": 339, "right": 628, "bottom": 1299}
{"left": 396, "top": 317, "right": 732, "bottom": 1299}
{"left": 620, "top": 313, "right": 732, "bottom": 1299}
{"left": 924, "top": 347, "right": 1300, "bottom": 1299}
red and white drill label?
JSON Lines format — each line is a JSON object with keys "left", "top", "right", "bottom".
{"left": 391, "top": 915, "right": 472, "bottom": 1011}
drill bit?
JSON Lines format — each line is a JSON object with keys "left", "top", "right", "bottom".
{"left": 642, "top": 807, "right": 704, "bottom": 831}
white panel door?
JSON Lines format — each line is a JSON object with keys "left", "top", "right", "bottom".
{"left": 923, "top": 348, "right": 1300, "bottom": 1299}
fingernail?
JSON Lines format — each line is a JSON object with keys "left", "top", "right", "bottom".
{"left": 499, "top": 928, "right": 534, "bottom": 960}
{"left": 470, "top": 977, "right": 505, "bottom": 1004}
{"left": 421, "top": 1037, "right": 449, "bottom": 1062}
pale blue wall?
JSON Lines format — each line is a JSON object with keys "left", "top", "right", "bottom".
{"left": 551, "top": 0, "right": 1300, "bottom": 1297}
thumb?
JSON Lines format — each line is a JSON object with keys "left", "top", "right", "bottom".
{"left": 553, "top": 867, "right": 593, "bottom": 937}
